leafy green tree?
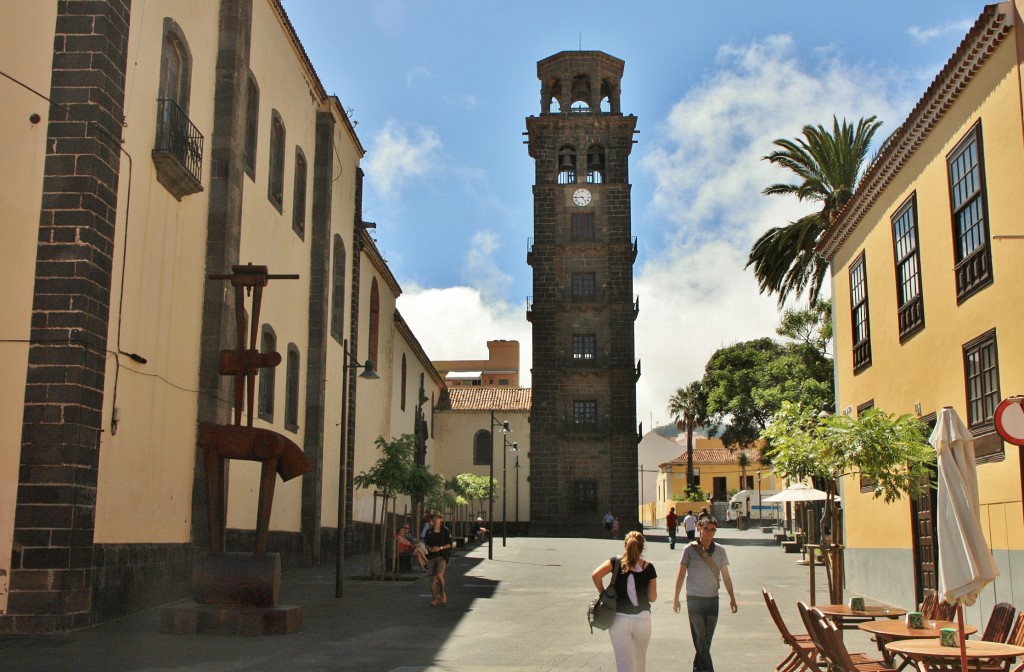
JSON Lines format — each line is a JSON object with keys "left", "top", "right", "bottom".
{"left": 747, "top": 116, "right": 882, "bottom": 306}
{"left": 764, "top": 402, "right": 934, "bottom": 502}
{"left": 668, "top": 381, "right": 710, "bottom": 486}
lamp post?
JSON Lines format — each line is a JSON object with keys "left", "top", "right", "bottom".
{"left": 502, "top": 437, "right": 517, "bottom": 546}
{"left": 489, "top": 411, "right": 509, "bottom": 560}
{"left": 511, "top": 443, "right": 521, "bottom": 531}
{"left": 335, "top": 339, "right": 379, "bottom": 598}
{"left": 756, "top": 470, "right": 762, "bottom": 525}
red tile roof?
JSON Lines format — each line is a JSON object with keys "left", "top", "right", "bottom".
{"left": 660, "top": 446, "right": 762, "bottom": 468}
{"left": 436, "top": 387, "right": 532, "bottom": 412}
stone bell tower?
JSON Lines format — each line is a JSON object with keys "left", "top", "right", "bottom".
{"left": 525, "top": 51, "right": 640, "bottom": 536}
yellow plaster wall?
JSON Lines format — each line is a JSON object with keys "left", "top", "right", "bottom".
{"left": 91, "top": 1, "right": 215, "bottom": 543}
{"left": 834, "top": 33, "right": 1024, "bottom": 553}
{"left": 0, "top": 0, "right": 58, "bottom": 617}
{"left": 429, "top": 410, "right": 532, "bottom": 523}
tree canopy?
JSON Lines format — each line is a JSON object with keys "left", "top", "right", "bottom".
{"left": 746, "top": 116, "right": 882, "bottom": 306}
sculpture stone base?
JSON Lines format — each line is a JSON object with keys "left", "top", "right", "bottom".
{"left": 160, "top": 602, "right": 302, "bottom": 635}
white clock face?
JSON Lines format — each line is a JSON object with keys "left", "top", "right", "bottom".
{"left": 573, "top": 188, "right": 592, "bottom": 206}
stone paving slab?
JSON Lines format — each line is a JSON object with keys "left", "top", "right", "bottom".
{"left": 0, "top": 527, "right": 885, "bottom": 671}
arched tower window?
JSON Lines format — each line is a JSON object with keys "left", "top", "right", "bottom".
{"left": 330, "top": 235, "right": 346, "bottom": 343}
{"left": 570, "top": 74, "right": 592, "bottom": 110}
{"left": 544, "top": 77, "right": 562, "bottom": 113}
{"left": 473, "top": 429, "right": 491, "bottom": 465}
{"left": 258, "top": 325, "right": 277, "bottom": 422}
{"left": 368, "top": 278, "right": 380, "bottom": 369}
{"left": 586, "top": 145, "right": 605, "bottom": 184}
{"left": 557, "top": 146, "right": 576, "bottom": 185}
{"left": 400, "top": 354, "right": 407, "bottom": 411}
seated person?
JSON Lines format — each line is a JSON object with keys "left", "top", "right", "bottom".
{"left": 470, "top": 517, "right": 489, "bottom": 542}
{"left": 396, "top": 525, "right": 427, "bottom": 570}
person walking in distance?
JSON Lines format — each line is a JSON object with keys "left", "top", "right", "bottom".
{"left": 603, "top": 510, "right": 615, "bottom": 538}
{"left": 424, "top": 513, "right": 453, "bottom": 607}
{"left": 592, "top": 531, "right": 658, "bottom": 672}
{"left": 666, "top": 507, "right": 679, "bottom": 550}
{"left": 682, "top": 510, "right": 697, "bottom": 543}
{"left": 672, "top": 518, "right": 737, "bottom": 672}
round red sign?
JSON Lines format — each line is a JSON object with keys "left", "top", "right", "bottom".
{"left": 994, "top": 396, "right": 1024, "bottom": 446}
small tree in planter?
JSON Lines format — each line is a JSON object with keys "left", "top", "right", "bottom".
{"left": 353, "top": 434, "right": 422, "bottom": 579}
{"left": 764, "top": 402, "right": 933, "bottom": 602}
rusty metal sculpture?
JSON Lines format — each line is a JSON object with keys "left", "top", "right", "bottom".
{"left": 163, "top": 264, "right": 311, "bottom": 635}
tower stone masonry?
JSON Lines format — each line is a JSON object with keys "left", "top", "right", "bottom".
{"left": 526, "top": 51, "right": 640, "bottom": 536}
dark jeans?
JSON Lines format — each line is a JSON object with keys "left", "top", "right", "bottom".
{"left": 686, "top": 530, "right": 696, "bottom": 542}
{"left": 687, "top": 595, "right": 720, "bottom": 672}
{"left": 668, "top": 527, "right": 677, "bottom": 547}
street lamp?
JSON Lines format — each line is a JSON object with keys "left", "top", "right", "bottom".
{"left": 336, "top": 339, "right": 379, "bottom": 598}
{"left": 489, "top": 411, "right": 509, "bottom": 560}
{"left": 502, "top": 437, "right": 517, "bottom": 546}
{"left": 511, "top": 443, "right": 521, "bottom": 532}
{"left": 756, "top": 470, "right": 762, "bottom": 526}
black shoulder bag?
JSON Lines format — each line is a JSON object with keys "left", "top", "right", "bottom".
{"left": 587, "top": 556, "right": 620, "bottom": 633}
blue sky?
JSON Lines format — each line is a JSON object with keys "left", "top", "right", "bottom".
{"left": 285, "top": 1, "right": 981, "bottom": 427}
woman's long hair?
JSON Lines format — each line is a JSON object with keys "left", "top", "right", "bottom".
{"left": 620, "top": 531, "right": 645, "bottom": 573}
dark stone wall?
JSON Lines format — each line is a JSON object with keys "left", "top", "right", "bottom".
{"left": 3, "top": 0, "right": 132, "bottom": 634}
{"left": 299, "top": 111, "right": 337, "bottom": 565}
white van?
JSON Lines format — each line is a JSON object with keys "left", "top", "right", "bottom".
{"left": 725, "top": 490, "right": 779, "bottom": 522}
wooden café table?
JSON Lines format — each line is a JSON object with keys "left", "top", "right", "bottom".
{"left": 859, "top": 620, "right": 977, "bottom": 671}
{"left": 885, "top": 639, "right": 1024, "bottom": 671}
{"left": 815, "top": 603, "right": 906, "bottom": 630}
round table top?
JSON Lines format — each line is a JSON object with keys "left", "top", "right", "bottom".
{"left": 886, "top": 639, "right": 1024, "bottom": 659}
{"left": 815, "top": 603, "right": 907, "bottom": 618}
{"left": 858, "top": 620, "right": 977, "bottom": 638}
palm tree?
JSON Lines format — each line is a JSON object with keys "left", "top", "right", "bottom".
{"left": 747, "top": 115, "right": 882, "bottom": 306}
{"left": 667, "top": 381, "right": 709, "bottom": 489}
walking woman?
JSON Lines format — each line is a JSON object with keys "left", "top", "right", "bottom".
{"left": 591, "top": 531, "right": 658, "bottom": 672}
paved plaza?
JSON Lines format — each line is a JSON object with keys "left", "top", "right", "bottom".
{"left": 0, "top": 526, "right": 881, "bottom": 671}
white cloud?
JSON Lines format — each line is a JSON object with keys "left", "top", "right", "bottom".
{"left": 464, "top": 230, "right": 514, "bottom": 303}
{"left": 633, "top": 34, "right": 908, "bottom": 427}
{"left": 364, "top": 120, "right": 443, "bottom": 201}
{"left": 396, "top": 285, "right": 532, "bottom": 384}
{"left": 406, "top": 66, "right": 431, "bottom": 91}
{"left": 908, "top": 20, "right": 973, "bottom": 44}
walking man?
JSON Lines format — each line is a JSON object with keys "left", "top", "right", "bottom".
{"left": 666, "top": 507, "right": 679, "bottom": 550}
{"left": 683, "top": 510, "right": 697, "bottom": 542}
{"left": 672, "top": 518, "right": 737, "bottom": 672}
{"left": 424, "top": 513, "right": 453, "bottom": 607}
{"left": 603, "top": 510, "right": 615, "bottom": 538}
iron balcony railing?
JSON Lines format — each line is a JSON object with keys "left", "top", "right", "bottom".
{"left": 155, "top": 98, "right": 203, "bottom": 184}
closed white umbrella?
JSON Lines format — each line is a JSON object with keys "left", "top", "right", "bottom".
{"left": 932, "top": 407, "right": 999, "bottom": 671}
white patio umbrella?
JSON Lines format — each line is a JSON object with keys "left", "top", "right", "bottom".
{"left": 763, "top": 482, "right": 830, "bottom": 502}
{"left": 932, "top": 407, "right": 999, "bottom": 672}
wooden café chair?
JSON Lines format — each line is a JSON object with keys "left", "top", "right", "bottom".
{"left": 762, "top": 588, "right": 819, "bottom": 672}
{"left": 804, "top": 605, "right": 892, "bottom": 672}
{"left": 976, "top": 610, "right": 1024, "bottom": 672}
{"left": 983, "top": 603, "right": 1017, "bottom": 643}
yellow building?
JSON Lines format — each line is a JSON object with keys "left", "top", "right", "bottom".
{"left": 819, "top": 2, "right": 1024, "bottom": 621}
{"left": 0, "top": 0, "right": 449, "bottom": 632}
{"left": 653, "top": 438, "right": 780, "bottom": 521}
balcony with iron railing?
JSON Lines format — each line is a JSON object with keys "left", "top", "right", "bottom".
{"left": 152, "top": 98, "right": 204, "bottom": 200}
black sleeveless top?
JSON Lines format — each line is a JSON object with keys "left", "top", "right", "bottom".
{"left": 612, "top": 560, "right": 657, "bottom": 614}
